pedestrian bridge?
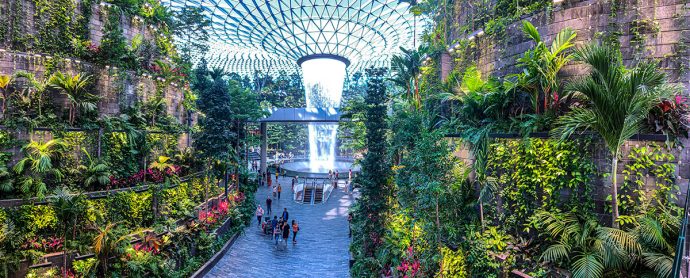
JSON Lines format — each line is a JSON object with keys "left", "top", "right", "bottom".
{"left": 258, "top": 107, "right": 341, "bottom": 123}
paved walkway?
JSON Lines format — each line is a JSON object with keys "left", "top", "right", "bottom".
{"left": 204, "top": 175, "right": 355, "bottom": 278}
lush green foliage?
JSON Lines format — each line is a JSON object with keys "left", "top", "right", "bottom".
{"left": 352, "top": 3, "right": 686, "bottom": 276}
{"left": 488, "top": 139, "right": 597, "bottom": 231}
{"left": 350, "top": 68, "right": 392, "bottom": 277}
{"left": 552, "top": 44, "right": 681, "bottom": 226}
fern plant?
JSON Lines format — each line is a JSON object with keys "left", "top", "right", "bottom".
{"left": 532, "top": 210, "right": 640, "bottom": 278}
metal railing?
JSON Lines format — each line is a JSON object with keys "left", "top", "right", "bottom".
{"left": 672, "top": 184, "right": 690, "bottom": 277}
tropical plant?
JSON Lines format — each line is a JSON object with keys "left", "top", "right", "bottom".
{"left": 551, "top": 44, "right": 681, "bottom": 226}
{"left": 48, "top": 71, "right": 97, "bottom": 126}
{"left": 13, "top": 139, "right": 67, "bottom": 199}
{"left": 10, "top": 71, "right": 52, "bottom": 127}
{"left": 93, "top": 222, "right": 130, "bottom": 275}
{"left": 390, "top": 47, "right": 426, "bottom": 109}
{"left": 516, "top": 20, "right": 576, "bottom": 114}
{"left": 628, "top": 207, "right": 680, "bottom": 278}
{"left": 78, "top": 148, "right": 111, "bottom": 189}
{"left": 143, "top": 96, "right": 167, "bottom": 127}
{"left": 532, "top": 210, "right": 640, "bottom": 278}
{"left": 52, "top": 187, "right": 86, "bottom": 277}
{"left": 0, "top": 74, "right": 12, "bottom": 115}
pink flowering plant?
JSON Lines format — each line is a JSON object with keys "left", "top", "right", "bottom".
{"left": 394, "top": 246, "right": 422, "bottom": 278}
{"left": 109, "top": 165, "right": 181, "bottom": 188}
{"left": 21, "top": 236, "right": 64, "bottom": 253}
{"left": 197, "top": 199, "right": 233, "bottom": 230}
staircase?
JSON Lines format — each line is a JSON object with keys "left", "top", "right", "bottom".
{"left": 314, "top": 186, "right": 323, "bottom": 203}
{"left": 303, "top": 187, "right": 313, "bottom": 204}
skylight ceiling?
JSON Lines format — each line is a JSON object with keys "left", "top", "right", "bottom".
{"left": 162, "top": 0, "right": 422, "bottom": 76}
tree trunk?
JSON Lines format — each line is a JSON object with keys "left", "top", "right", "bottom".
{"left": 611, "top": 155, "right": 620, "bottom": 228}
{"left": 479, "top": 200, "right": 485, "bottom": 230}
{"left": 62, "top": 231, "right": 67, "bottom": 278}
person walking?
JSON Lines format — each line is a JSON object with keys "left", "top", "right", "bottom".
{"left": 291, "top": 176, "right": 297, "bottom": 191}
{"left": 272, "top": 217, "right": 280, "bottom": 245}
{"left": 348, "top": 212, "right": 353, "bottom": 238}
{"left": 348, "top": 168, "right": 352, "bottom": 181}
{"left": 266, "top": 196, "right": 273, "bottom": 215}
{"left": 275, "top": 168, "right": 279, "bottom": 180}
{"left": 291, "top": 220, "right": 299, "bottom": 244}
{"left": 255, "top": 204, "right": 264, "bottom": 227}
{"left": 281, "top": 208, "right": 289, "bottom": 222}
{"left": 335, "top": 170, "right": 339, "bottom": 179}
{"left": 277, "top": 184, "right": 282, "bottom": 199}
{"left": 281, "top": 221, "right": 290, "bottom": 247}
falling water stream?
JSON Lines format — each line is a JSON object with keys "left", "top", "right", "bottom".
{"left": 300, "top": 58, "right": 347, "bottom": 172}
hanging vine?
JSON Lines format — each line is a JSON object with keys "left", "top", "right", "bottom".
{"left": 31, "top": 0, "right": 79, "bottom": 54}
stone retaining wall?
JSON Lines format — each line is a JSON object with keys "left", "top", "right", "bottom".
{"left": 448, "top": 0, "right": 690, "bottom": 94}
{"left": 0, "top": 0, "right": 190, "bottom": 122}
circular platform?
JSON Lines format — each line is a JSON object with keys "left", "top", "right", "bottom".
{"left": 279, "top": 159, "right": 360, "bottom": 179}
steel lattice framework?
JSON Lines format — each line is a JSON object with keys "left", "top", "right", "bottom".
{"left": 162, "top": 0, "right": 421, "bottom": 76}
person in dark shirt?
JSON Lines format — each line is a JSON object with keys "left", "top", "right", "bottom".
{"left": 271, "top": 216, "right": 278, "bottom": 230}
{"left": 281, "top": 208, "right": 289, "bottom": 222}
{"left": 281, "top": 221, "right": 290, "bottom": 247}
{"left": 266, "top": 196, "right": 273, "bottom": 215}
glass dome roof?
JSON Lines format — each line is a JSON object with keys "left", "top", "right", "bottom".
{"left": 162, "top": 0, "right": 422, "bottom": 75}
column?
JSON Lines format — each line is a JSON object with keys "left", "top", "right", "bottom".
{"left": 260, "top": 122, "right": 267, "bottom": 174}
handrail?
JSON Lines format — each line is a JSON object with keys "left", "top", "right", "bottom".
{"left": 444, "top": 132, "right": 669, "bottom": 142}
{"left": 671, "top": 184, "right": 690, "bottom": 277}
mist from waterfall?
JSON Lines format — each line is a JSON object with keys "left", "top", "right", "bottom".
{"left": 301, "top": 58, "right": 346, "bottom": 172}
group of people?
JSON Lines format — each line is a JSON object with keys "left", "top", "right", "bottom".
{"left": 255, "top": 204, "right": 299, "bottom": 247}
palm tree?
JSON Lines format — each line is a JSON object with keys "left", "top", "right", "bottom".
{"left": 517, "top": 21, "right": 576, "bottom": 114}
{"left": 551, "top": 44, "right": 680, "bottom": 227}
{"left": 78, "top": 148, "right": 110, "bottom": 189}
{"left": 534, "top": 210, "right": 640, "bottom": 278}
{"left": 12, "top": 71, "right": 49, "bottom": 123}
{"left": 150, "top": 156, "right": 179, "bottom": 219}
{"left": 52, "top": 187, "right": 86, "bottom": 278}
{"left": 93, "top": 222, "right": 129, "bottom": 275}
{"left": 48, "top": 72, "right": 97, "bottom": 126}
{"left": 13, "top": 139, "right": 67, "bottom": 199}
{"left": 390, "top": 47, "right": 425, "bottom": 109}
{"left": 0, "top": 74, "right": 12, "bottom": 116}
{"left": 144, "top": 96, "right": 166, "bottom": 127}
